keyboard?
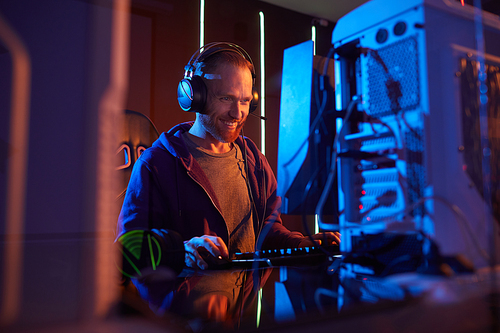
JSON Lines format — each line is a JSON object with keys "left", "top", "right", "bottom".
{"left": 229, "top": 245, "right": 341, "bottom": 269}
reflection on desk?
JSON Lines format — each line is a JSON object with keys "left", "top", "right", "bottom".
{"left": 120, "top": 255, "right": 499, "bottom": 333}
{"left": 257, "top": 264, "right": 499, "bottom": 333}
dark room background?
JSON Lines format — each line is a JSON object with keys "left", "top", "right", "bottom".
{"left": 0, "top": 0, "right": 334, "bottom": 328}
{"left": 126, "top": 0, "right": 334, "bottom": 174}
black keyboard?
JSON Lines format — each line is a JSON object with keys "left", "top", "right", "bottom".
{"left": 230, "top": 245, "right": 341, "bottom": 268}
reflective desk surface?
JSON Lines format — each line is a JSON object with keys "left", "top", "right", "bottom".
{"left": 115, "top": 258, "right": 500, "bottom": 333}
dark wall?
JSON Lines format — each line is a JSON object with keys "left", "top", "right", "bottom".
{"left": 126, "top": 0, "right": 335, "bottom": 174}
{"left": 0, "top": 0, "right": 335, "bottom": 327}
{"left": 0, "top": 2, "right": 334, "bottom": 235}
{"left": 125, "top": 0, "right": 335, "bottom": 231}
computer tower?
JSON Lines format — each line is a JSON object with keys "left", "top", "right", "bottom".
{"left": 328, "top": 0, "right": 500, "bottom": 277}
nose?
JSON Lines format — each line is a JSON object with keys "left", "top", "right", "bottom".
{"left": 229, "top": 101, "right": 248, "bottom": 120}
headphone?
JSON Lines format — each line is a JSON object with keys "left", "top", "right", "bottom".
{"left": 116, "top": 229, "right": 184, "bottom": 278}
{"left": 177, "top": 42, "right": 259, "bottom": 114}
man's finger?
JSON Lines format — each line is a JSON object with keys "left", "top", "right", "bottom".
{"left": 205, "top": 236, "right": 229, "bottom": 258}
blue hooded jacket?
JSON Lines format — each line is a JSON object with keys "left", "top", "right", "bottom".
{"left": 117, "top": 121, "right": 305, "bottom": 252}
{"left": 116, "top": 122, "right": 308, "bottom": 314}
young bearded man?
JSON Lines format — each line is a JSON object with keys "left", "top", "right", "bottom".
{"left": 117, "top": 42, "right": 340, "bottom": 325}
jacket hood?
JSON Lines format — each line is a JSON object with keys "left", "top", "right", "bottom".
{"left": 152, "top": 121, "right": 193, "bottom": 169}
{"left": 152, "top": 121, "right": 262, "bottom": 171}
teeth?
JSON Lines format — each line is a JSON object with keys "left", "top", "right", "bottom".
{"left": 222, "top": 120, "right": 237, "bottom": 127}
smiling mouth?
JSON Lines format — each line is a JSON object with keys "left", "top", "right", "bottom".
{"left": 221, "top": 120, "right": 239, "bottom": 128}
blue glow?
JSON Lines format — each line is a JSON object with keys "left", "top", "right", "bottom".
{"left": 276, "top": 41, "right": 315, "bottom": 199}
{"left": 334, "top": 60, "right": 342, "bottom": 110}
{"left": 480, "top": 94, "right": 488, "bottom": 104}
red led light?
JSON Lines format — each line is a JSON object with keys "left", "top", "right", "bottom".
{"left": 359, "top": 204, "right": 363, "bottom": 210}
{"left": 361, "top": 190, "right": 366, "bottom": 195}
{"left": 461, "top": 0, "right": 464, "bottom": 6}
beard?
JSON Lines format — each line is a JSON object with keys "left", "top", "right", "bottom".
{"left": 198, "top": 112, "right": 246, "bottom": 143}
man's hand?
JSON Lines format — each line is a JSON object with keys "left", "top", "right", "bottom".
{"left": 184, "top": 235, "right": 229, "bottom": 270}
{"left": 298, "top": 232, "right": 341, "bottom": 248}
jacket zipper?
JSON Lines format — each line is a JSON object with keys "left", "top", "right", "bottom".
{"left": 186, "top": 171, "right": 231, "bottom": 248}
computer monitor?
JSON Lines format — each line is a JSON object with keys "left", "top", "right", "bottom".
{"left": 276, "top": 40, "right": 337, "bottom": 218}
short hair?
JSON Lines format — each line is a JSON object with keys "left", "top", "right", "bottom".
{"left": 195, "top": 51, "right": 254, "bottom": 81}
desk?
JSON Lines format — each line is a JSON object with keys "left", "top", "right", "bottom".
{"left": 255, "top": 263, "right": 499, "bottom": 333}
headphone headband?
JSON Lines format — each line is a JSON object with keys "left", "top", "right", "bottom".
{"left": 183, "top": 42, "right": 255, "bottom": 79}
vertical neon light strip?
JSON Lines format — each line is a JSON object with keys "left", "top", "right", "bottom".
{"left": 312, "top": 25, "right": 317, "bottom": 55}
{"left": 256, "top": 288, "right": 263, "bottom": 328}
{"left": 259, "top": 11, "right": 266, "bottom": 155}
{"left": 256, "top": 12, "right": 265, "bottom": 329}
{"left": 199, "top": 0, "right": 205, "bottom": 47}
{"left": 312, "top": 25, "right": 317, "bottom": 232}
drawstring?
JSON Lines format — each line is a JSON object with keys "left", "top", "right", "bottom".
{"left": 175, "top": 158, "right": 182, "bottom": 217}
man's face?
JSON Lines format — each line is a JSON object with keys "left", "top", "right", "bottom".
{"left": 198, "top": 63, "right": 253, "bottom": 144}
